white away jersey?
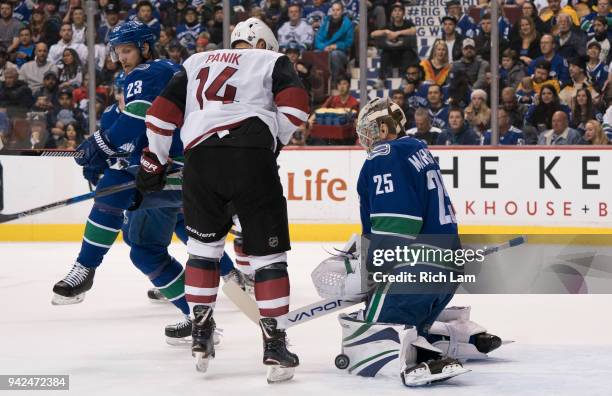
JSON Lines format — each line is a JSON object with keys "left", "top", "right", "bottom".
{"left": 145, "top": 49, "right": 309, "bottom": 163}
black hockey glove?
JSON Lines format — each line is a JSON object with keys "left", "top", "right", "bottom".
{"left": 136, "top": 148, "right": 169, "bottom": 193}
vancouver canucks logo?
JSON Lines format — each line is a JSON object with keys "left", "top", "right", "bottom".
{"left": 368, "top": 143, "right": 391, "bottom": 159}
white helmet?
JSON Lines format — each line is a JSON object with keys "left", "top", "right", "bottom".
{"left": 231, "top": 18, "right": 279, "bottom": 52}
{"left": 356, "top": 97, "right": 407, "bottom": 151}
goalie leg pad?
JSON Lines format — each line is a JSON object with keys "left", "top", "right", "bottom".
{"left": 338, "top": 311, "right": 418, "bottom": 378}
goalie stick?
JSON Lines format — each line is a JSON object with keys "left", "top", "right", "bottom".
{"left": 0, "top": 169, "right": 181, "bottom": 224}
{"left": 0, "top": 148, "right": 131, "bottom": 158}
{"left": 223, "top": 235, "right": 528, "bottom": 327}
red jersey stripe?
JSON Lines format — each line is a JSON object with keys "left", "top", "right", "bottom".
{"left": 275, "top": 87, "right": 309, "bottom": 114}
{"left": 259, "top": 306, "right": 289, "bottom": 317}
{"left": 255, "top": 278, "right": 290, "bottom": 301}
{"left": 145, "top": 121, "right": 174, "bottom": 136}
{"left": 147, "top": 96, "right": 184, "bottom": 127}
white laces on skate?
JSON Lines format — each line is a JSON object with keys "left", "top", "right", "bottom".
{"left": 62, "top": 263, "right": 91, "bottom": 287}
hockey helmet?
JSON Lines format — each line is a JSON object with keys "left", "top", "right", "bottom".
{"left": 108, "top": 20, "right": 157, "bottom": 62}
{"left": 356, "top": 97, "right": 407, "bottom": 151}
{"left": 231, "top": 17, "right": 279, "bottom": 52}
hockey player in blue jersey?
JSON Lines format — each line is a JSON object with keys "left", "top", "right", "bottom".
{"left": 324, "top": 98, "right": 502, "bottom": 386}
{"left": 50, "top": 21, "right": 237, "bottom": 343}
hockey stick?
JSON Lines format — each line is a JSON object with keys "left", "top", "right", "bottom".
{"left": 223, "top": 236, "right": 528, "bottom": 327}
{"left": 222, "top": 280, "right": 363, "bottom": 328}
{"left": 0, "top": 170, "right": 181, "bottom": 224}
{"left": 0, "top": 148, "right": 130, "bottom": 158}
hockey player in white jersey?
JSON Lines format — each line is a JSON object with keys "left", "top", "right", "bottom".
{"left": 135, "top": 18, "right": 309, "bottom": 383}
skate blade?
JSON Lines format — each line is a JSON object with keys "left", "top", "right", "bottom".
{"left": 170, "top": 332, "right": 221, "bottom": 347}
{"left": 266, "top": 365, "right": 295, "bottom": 384}
{"left": 166, "top": 336, "right": 192, "bottom": 347}
{"left": 51, "top": 293, "right": 85, "bottom": 305}
{"left": 193, "top": 351, "right": 213, "bottom": 373}
{"left": 148, "top": 298, "right": 170, "bottom": 304}
{"left": 502, "top": 340, "right": 515, "bottom": 345}
{"left": 403, "top": 367, "right": 470, "bottom": 387}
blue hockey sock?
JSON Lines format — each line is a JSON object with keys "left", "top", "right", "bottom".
{"left": 76, "top": 202, "right": 124, "bottom": 268}
{"left": 149, "top": 257, "right": 189, "bottom": 315}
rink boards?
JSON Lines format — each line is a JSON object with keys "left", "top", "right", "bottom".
{"left": 0, "top": 147, "right": 611, "bottom": 241}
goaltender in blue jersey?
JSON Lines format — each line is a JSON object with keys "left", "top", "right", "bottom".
{"left": 339, "top": 97, "right": 487, "bottom": 386}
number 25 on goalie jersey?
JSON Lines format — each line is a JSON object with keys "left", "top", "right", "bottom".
{"left": 357, "top": 137, "right": 458, "bottom": 239}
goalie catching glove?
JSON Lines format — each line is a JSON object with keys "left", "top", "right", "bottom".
{"left": 136, "top": 148, "right": 170, "bottom": 193}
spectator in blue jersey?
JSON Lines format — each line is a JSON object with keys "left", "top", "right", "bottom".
{"left": 587, "top": 16, "right": 612, "bottom": 63}
{"left": 537, "top": 110, "right": 581, "bottom": 145}
{"left": 402, "top": 64, "right": 429, "bottom": 109}
{"left": 445, "top": 0, "right": 478, "bottom": 38}
{"left": 13, "top": 27, "right": 35, "bottom": 68}
{"left": 586, "top": 41, "right": 609, "bottom": 91}
{"left": 12, "top": 0, "right": 30, "bottom": 22}
{"left": 314, "top": 1, "right": 353, "bottom": 84}
{"left": 426, "top": 84, "right": 450, "bottom": 130}
{"left": 370, "top": 3, "right": 417, "bottom": 82}
{"left": 555, "top": 12, "right": 587, "bottom": 60}
{"left": 341, "top": 0, "right": 358, "bottom": 21}
{"left": 97, "top": 3, "right": 122, "bottom": 44}
{"left": 278, "top": 3, "right": 314, "bottom": 49}
{"left": 483, "top": 108, "right": 524, "bottom": 145}
{"left": 177, "top": 6, "right": 205, "bottom": 53}
{"left": 580, "top": 0, "right": 612, "bottom": 35}
{"left": 131, "top": 1, "right": 161, "bottom": 39}
{"left": 570, "top": 87, "right": 602, "bottom": 133}
{"left": 441, "top": 15, "right": 464, "bottom": 62}
{"left": 304, "top": 0, "right": 329, "bottom": 25}
{"left": 528, "top": 33, "right": 570, "bottom": 85}
{"left": 437, "top": 107, "right": 480, "bottom": 145}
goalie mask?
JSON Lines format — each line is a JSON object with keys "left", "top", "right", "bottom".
{"left": 356, "top": 97, "right": 407, "bottom": 151}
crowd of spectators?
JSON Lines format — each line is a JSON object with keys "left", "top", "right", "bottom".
{"left": 0, "top": 0, "right": 611, "bottom": 150}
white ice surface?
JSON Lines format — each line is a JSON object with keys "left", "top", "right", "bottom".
{"left": 1, "top": 242, "right": 612, "bottom": 396}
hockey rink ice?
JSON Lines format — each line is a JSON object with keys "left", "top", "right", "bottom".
{"left": 1, "top": 241, "right": 612, "bottom": 396}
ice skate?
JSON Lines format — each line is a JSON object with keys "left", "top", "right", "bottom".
{"left": 147, "top": 287, "right": 169, "bottom": 303}
{"left": 259, "top": 317, "right": 299, "bottom": 383}
{"left": 401, "top": 357, "right": 470, "bottom": 387}
{"left": 473, "top": 332, "right": 503, "bottom": 354}
{"left": 166, "top": 316, "right": 223, "bottom": 347}
{"left": 191, "top": 305, "right": 216, "bottom": 373}
{"left": 52, "top": 262, "right": 95, "bottom": 305}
